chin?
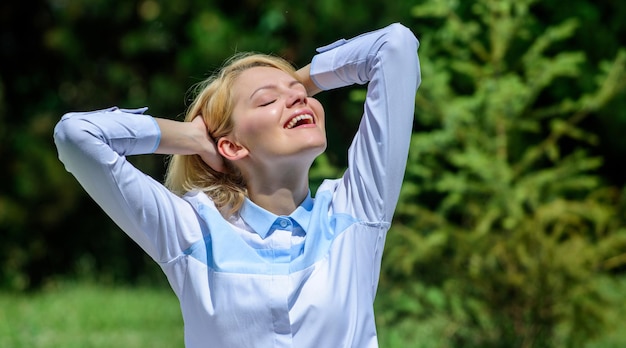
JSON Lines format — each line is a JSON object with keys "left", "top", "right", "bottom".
{"left": 311, "top": 138, "right": 327, "bottom": 153}
{"left": 299, "top": 141, "right": 327, "bottom": 162}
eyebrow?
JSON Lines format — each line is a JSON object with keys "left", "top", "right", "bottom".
{"left": 249, "top": 80, "right": 304, "bottom": 100}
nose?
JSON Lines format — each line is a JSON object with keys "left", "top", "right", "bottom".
{"left": 286, "top": 86, "right": 307, "bottom": 108}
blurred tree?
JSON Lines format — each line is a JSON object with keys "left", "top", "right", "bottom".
{"left": 377, "top": 0, "right": 626, "bottom": 346}
{"left": 531, "top": 0, "right": 626, "bottom": 188}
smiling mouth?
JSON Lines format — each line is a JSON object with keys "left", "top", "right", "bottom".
{"left": 284, "top": 114, "right": 315, "bottom": 129}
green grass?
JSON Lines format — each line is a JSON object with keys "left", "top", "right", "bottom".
{"left": 0, "top": 282, "right": 183, "bottom": 348}
{"left": 1, "top": 279, "right": 625, "bottom": 347}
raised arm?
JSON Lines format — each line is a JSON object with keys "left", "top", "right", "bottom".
{"left": 295, "top": 64, "right": 322, "bottom": 97}
{"left": 53, "top": 108, "right": 205, "bottom": 263}
{"left": 310, "top": 23, "right": 421, "bottom": 222}
{"left": 154, "top": 116, "right": 224, "bottom": 173}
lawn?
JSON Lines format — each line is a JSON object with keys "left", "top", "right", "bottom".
{"left": 1, "top": 280, "right": 625, "bottom": 347}
{"left": 0, "top": 282, "right": 183, "bottom": 348}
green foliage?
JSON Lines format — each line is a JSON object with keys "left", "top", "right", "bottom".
{"left": 378, "top": 0, "right": 626, "bottom": 346}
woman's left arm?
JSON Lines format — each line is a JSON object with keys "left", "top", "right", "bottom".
{"left": 309, "top": 23, "right": 421, "bottom": 223}
{"left": 295, "top": 64, "right": 322, "bottom": 97}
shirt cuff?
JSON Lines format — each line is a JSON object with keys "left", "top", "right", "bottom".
{"left": 310, "top": 40, "right": 348, "bottom": 91}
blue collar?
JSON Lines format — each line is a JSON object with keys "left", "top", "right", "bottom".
{"left": 239, "top": 191, "right": 314, "bottom": 239}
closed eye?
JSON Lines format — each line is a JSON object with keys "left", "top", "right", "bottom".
{"left": 259, "top": 99, "right": 276, "bottom": 107}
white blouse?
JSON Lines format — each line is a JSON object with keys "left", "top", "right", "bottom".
{"left": 54, "top": 23, "right": 421, "bottom": 348}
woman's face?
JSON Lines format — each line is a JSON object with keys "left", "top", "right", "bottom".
{"left": 226, "top": 66, "right": 327, "bottom": 167}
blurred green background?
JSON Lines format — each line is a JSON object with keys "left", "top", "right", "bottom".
{"left": 1, "top": 0, "right": 626, "bottom": 346}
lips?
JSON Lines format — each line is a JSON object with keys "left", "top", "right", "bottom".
{"left": 284, "top": 112, "right": 315, "bottom": 129}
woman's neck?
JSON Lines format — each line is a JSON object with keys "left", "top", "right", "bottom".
{"left": 244, "top": 167, "right": 310, "bottom": 215}
{"left": 236, "top": 153, "right": 316, "bottom": 215}
{"left": 247, "top": 185, "right": 308, "bottom": 216}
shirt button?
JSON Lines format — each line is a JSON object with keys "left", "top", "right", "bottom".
{"left": 279, "top": 219, "right": 289, "bottom": 228}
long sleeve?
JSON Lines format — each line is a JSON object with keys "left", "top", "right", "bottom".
{"left": 53, "top": 107, "right": 203, "bottom": 263}
{"left": 311, "top": 23, "right": 421, "bottom": 223}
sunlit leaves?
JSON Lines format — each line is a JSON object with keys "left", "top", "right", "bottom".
{"left": 381, "top": 0, "right": 626, "bottom": 346}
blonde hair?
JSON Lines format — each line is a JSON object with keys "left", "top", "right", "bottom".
{"left": 164, "top": 52, "right": 298, "bottom": 215}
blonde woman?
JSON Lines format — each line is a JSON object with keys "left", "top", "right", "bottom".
{"left": 54, "top": 23, "right": 420, "bottom": 348}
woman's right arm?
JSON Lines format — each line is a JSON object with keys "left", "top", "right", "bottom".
{"left": 154, "top": 116, "right": 224, "bottom": 172}
{"left": 53, "top": 107, "right": 207, "bottom": 263}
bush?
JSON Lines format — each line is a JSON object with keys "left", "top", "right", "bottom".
{"left": 377, "top": 0, "right": 626, "bottom": 346}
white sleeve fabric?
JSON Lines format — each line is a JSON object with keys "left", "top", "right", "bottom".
{"left": 53, "top": 107, "right": 203, "bottom": 264}
{"left": 310, "top": 23, "right": 421, "bottom": 223}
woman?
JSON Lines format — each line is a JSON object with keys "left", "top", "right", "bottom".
{"left": 54, "top": 23, "right": 420, "bottom": 348}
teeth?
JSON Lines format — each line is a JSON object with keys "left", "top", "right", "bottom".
{"left": 286, "top": 114, "right": 313, "bottom": 129}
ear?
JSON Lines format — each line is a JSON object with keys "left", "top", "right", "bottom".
{"left": 217, "top": 137, "right": 249, "bottom": 161}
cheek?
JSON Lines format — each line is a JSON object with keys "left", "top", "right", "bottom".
{"left": 310, "top": 99, "right": 325, "bottom": 123}
{"left": 233, "top": 108, "right": 280, "bottom": 139}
